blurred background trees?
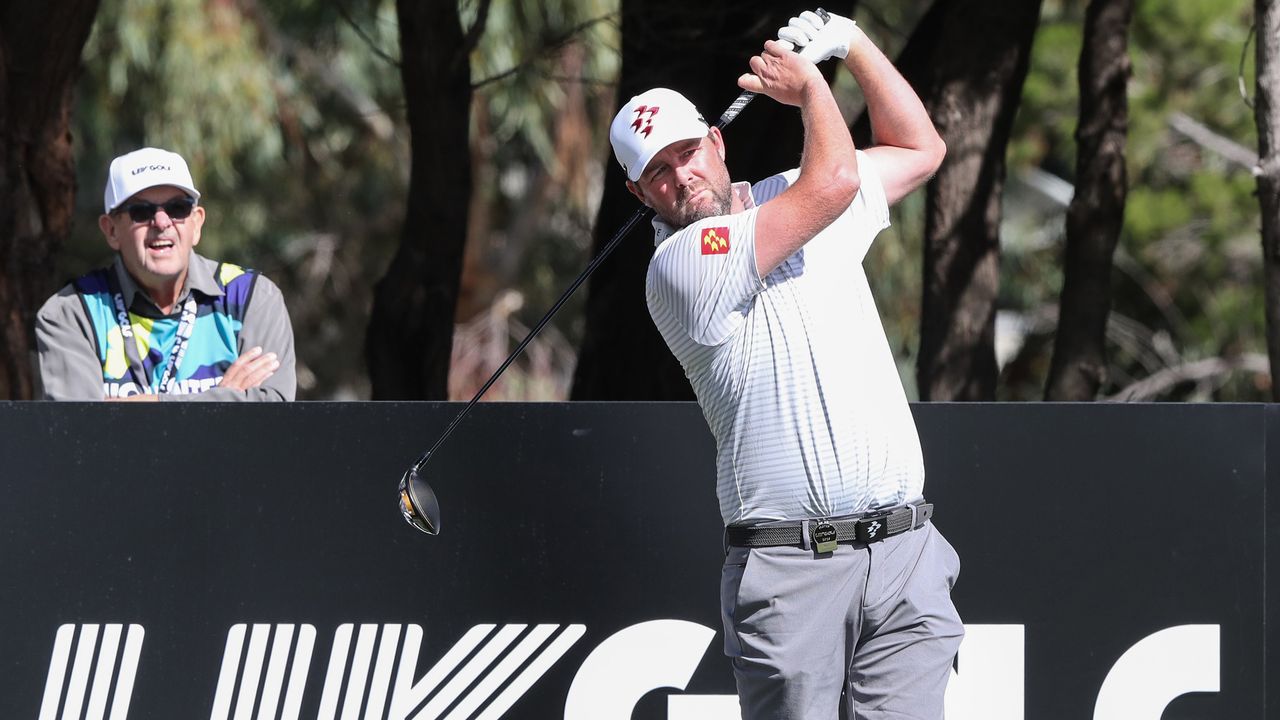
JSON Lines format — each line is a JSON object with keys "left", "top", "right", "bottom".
{"left": 0, "top": 0, "right": 1272, "bottom": 401}
{"left": 0, "top": 0, "right": 100, "bottom": 400}
{"left": 71, "top": 0, "right": 409, "bottom": 399}
{"left": 1003, "top": 0, "right": 1266, "bottom": 400}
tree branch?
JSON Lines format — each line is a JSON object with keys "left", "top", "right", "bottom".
{"left": 472, "top": 13, "right": 617, "bottom": 90}
{"left": 1106, "top": 352, "right": 1269, "bottom": 400}
{"left": 1167, "top": 111, "right": 1259, "bottom": 171}
{"left": 462, "top": 0, "right": 494, "bottom": 53}
{"left": 238, "top": 0, "right": 396, "bottom": 140}
{"left": 335, "top": 0, "right": 400, "bottom": 67}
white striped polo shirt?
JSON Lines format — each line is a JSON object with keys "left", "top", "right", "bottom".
{"left": 646, "top": 150, "right": 924, "bottom": 526}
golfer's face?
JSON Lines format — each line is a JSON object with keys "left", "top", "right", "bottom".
{"left": 633, "top": 133, "right": 732, "bottom": 229}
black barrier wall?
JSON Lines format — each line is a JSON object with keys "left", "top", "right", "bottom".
{"left": 0, "top": 402, "right": 1274, "bottom": 719}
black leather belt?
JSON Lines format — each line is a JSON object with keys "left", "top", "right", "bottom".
{"left": 725, "top": 501, "right": 933, "bottom": 552}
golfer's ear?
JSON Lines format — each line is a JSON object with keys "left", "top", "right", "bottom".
{"left": 626, "top": 180, "right": 648, "bottom": 207}
{"left": 708, "top": 126, "right": 726, "bottom": 161}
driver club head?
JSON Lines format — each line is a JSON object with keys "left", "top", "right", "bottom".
{"left": 398, "top": 466, "right": 442, "bottom": 535}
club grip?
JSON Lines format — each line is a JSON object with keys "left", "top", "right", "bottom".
{"left": 715, "top": 8, "right": 831, "bottom": 128}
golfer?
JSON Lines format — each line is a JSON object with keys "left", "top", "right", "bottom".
{"left": 609, "top": 11, "right": 961, "bottom": 719}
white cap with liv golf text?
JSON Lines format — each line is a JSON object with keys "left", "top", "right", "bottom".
{"left": 103, "top": 147, "right": 201, "bottom": 214}
{"left": 610, "top": 88, "right": 710, "bottom": 182}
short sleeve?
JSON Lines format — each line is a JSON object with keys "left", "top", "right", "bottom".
{"left": 846, "top": 149, "right": 892, "bottom": 263}
{"left": 646, "top": 208, "right": 765, "bottom": 347}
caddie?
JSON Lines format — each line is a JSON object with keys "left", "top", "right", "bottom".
{"left": 35, "top": 147, "right": 296, "bottom": 401}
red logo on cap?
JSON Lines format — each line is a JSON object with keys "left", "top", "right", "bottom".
{"left": 631, "top": 105, "right": 660, "bottom": 138}
{"left": 701, "top": 227, "right": 730, "bottom": 255}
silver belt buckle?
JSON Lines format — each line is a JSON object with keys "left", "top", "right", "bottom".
{"left": 811, "top": 521, "right": 838, "bottom": 553}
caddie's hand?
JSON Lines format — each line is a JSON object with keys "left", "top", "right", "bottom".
{"left": 221, "top": 346, "right": 279, "bottom": 390}
{"left": 776, "top": 9, "right": 857, "bottom": 63}
{"left": 738, "top": 40, "right": 825, "bottom": 107}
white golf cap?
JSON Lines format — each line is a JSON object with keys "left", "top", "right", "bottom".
{"left": 103, "top": 147, "right": 200, "bottom": 214}
{"left": 610, "top": 88, "right": 709, "bottom": 182}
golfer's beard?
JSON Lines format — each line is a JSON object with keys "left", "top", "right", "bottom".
{"left": 668, "top": 181, "right": 732, "bottom": 229}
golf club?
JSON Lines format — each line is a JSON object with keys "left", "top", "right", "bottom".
{"left": 399, "top": 10, "right": 830, "bottom": 535}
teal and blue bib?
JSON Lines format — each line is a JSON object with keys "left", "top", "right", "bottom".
{"left": 73, "top": 264, "right": 258, "bottom": 397}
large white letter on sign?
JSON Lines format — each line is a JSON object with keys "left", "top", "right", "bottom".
{"left": 564, "top": 620, "right": 716, "bottom": 719}
{"left": 945, "top": 624, "right": 1025, "bottom": 720}
{"left": 1093, "top": 624, "right": 1220, "bottom": 720}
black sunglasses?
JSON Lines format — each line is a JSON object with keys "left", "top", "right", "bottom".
{"left": 114, "top": 196, "right": 196, "bottom": 223}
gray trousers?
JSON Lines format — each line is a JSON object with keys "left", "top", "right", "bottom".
{"left": 720, "top": 522, "right": 963, "bottom": 719}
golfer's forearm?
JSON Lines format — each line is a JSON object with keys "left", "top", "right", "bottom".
{"left": 752, "top": 77, "right": 860, "bottom": 276}
{"left": 797, "top": 79, "right": 859, "bottom": 198}
{"left": 845, "top": 27, "right": 941, "bottom": 154}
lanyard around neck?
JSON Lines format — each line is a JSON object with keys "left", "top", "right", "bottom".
{"left": 107, "top": 271, "right": 198, "bottom": 394}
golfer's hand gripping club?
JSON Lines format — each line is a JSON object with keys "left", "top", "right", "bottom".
{"left": 397, "top": 8, "right": 835, "bottom": 537}
{"left": 775, "top": 9, "right": 854, "bottom": 63}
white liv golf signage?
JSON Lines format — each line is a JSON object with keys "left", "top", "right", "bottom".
{"left": 39, "top": 620, "right": 1219, "bottom": 720}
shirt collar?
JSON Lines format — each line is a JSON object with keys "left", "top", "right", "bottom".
{"left": 651, "top": 180, "right": 756, "bottom": 246}
{"left": 113, "top": 251, "right": 224, "bottom": 314}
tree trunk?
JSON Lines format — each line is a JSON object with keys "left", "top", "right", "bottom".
{"left": 367, "top": 1, "right": 482, "bottom": 399}
{"left": 1044, "top": 0, "right": 1134, "bottom": 400}
{"left": 1257, "top": 0, "right": 1280, "bottom": 400}
{"left": 0, "top": 0, "right": 99, "bottom": 399}
{"left": 907, "top": 0, "right": 1043, "bottom": 400}
{"left": 571, "top": 1, "right": 850, "bottom": 400}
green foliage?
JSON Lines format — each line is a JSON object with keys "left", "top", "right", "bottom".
{"left": 67, "top": 0, "right": 621, "bottom": 399}
{"left": 1013, "top": 18, "right": 1082, "bottom": 175}
{"left": 1001, "top": 0, "right": 1266, "bottom": 400}
{"left": 83, "top": 0, "right": 282, "bottom": 196}
{"left": 71, "top": 0, "right": 408, "bottom": 398}
{"left": 859, "top": 0, "right": 1267, "bottom": 400}
{"left": 461, "top": 0, "right": 620, "bottom": 329}
{"left": 62, "top": 0, "right": 1271, "bottom": 401}
{"left": 864, "top": 189, "right": 926, "bottom": 399}
{"left": 468, "top": 0, "right": 618, "bottom": 165}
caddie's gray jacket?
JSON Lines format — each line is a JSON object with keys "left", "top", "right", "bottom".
{"left": 35, "top": 252, "right": 296, "bottom": 401}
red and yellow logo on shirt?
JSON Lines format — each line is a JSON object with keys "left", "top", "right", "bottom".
{"left": 701, "top": 227, "right": 730, "bottom": 255}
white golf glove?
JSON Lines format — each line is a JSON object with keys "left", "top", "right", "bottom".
{"left": 776, "top": 9, "right": 857, "bottom": 63}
